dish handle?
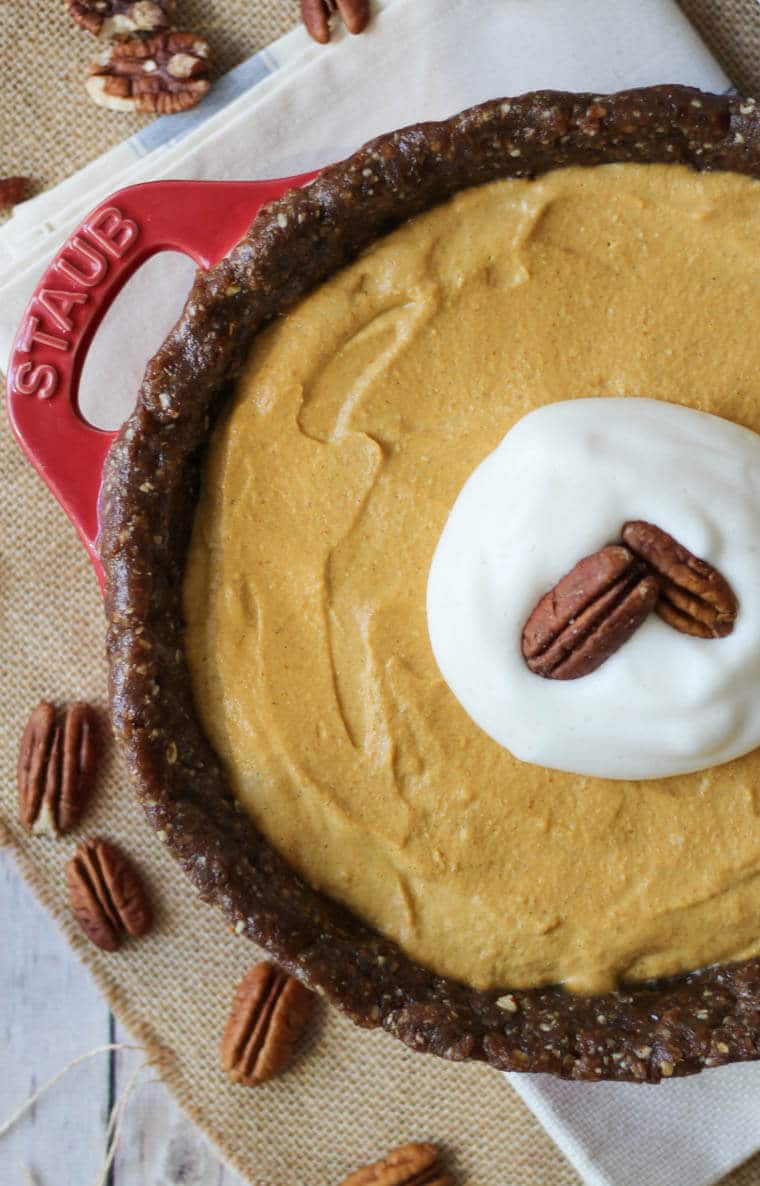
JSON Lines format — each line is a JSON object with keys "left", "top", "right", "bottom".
{"left": 6, "top": 174, "right": 316, "bottom": 586}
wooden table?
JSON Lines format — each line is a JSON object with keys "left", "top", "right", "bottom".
{"left": 0, "top": 853, "right": 245, "bottom": 1185}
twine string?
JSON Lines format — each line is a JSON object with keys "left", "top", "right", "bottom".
{"left": 93, "top": 1058, "right": 146, "bottom": 1186}
{"left": 0, "top": 1041, "right": 142, "bottom": 1140}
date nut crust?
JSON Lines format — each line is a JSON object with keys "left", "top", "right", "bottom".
{"left": 99, "top": 86, "right": 760, "bottom": 1083}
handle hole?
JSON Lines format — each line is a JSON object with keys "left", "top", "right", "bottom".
{"left": 79, "top": 251, "right": 198, "bottom": 430}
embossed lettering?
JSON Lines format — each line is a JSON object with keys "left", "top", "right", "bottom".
{"left": 37, "top": 289, "right": 88, "bottom": 333}
{"left": 13, "top": 361, "right": 59, "bottom": 399}
{"left": 85, "top": 206, "right": 139, "bottom": 259}
{"left": 56, "top": 237, "right": 108, "bottom": 288}
{"left": 18, "top": 315, "right": 69, "bottom": 353}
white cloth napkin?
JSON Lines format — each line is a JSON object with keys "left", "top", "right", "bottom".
{"left": 511, "top": 1064, "right": 760, "bottom": 1186}
{"left": 4, "top": 3, "right": 759, "bottom": 1184}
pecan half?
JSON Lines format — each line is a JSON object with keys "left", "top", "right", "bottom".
{"left": 300, "top": 0, "right": 370, "bottom": 44}
{"left": 220, "top": 962, "right": 313, "bottom": 1086}
{"left": 65, "top": 838, "right": 152, "bottom": 951}
{"left": 622, "top": 520, "right": 738, "bottom": 638}
{"left": 522, "top": 545, "right": 659, "bottom": 679}
{"left": 17, "top": 701, "right": 100, "bottom": 836}
{"left": 86, "top": 30, "right": 211, "bottom": 115}
{"left": 338, "top": 1142, "right": 454, "bottom": 1186}
{"left": 0, "top": 176, "right": 30, "bottom": 210}
{"left": 66, "top": 0, "right": 173, "bottom": 37}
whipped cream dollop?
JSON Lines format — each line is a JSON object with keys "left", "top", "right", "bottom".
{"left": 427, "top": 398, "right": 760, "bottom": 780}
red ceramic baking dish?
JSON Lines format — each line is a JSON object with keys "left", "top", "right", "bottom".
{"left": 11, "top": 89, "right": 760, "bottom": 1083}
{"left": 6, "top": 174, "right": 316, "bottom": 583}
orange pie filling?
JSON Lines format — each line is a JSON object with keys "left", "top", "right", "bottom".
{"left": 184, "top": 164, "right": 760, "bottom": 993}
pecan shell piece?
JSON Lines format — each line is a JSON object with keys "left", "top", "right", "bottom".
{"left": 17, "top": 701, "right": 100, "bottom": 835}
{"left": 66, "top": 0, "right": 174, "bottom": 37}
{"left": 522, "top": 545, "right": 659, "bottom": 679}
{"left": 300, "top": 0, "right": 370, "bottom": 44}
{"left": 622, "top": 520, "right": 738, "bottom": 638}
{"left": 0, "top": 176, "right": 30, "bottom": 210}
{"left": 65, "top": 838, "right": 152, "bottom": 951}
{"left": 220, "top": 961, "right": 313, "bottom": 1086}
{"left": 86, "top": 30, "right": 211, "bottom": 115}
{"left": 338, "top": 1142, "right": 454, "bottom": 1186}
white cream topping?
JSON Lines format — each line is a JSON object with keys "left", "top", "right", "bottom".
{"left": 427, "top": 398, "right": 760, "bottom": 780}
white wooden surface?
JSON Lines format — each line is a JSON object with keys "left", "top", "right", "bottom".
{"left": 0, "top": 850, "right": 247, "bottom": 1186}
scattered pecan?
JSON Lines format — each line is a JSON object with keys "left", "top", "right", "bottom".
{"left": 65, "top": 838, "right": 152, "bottom": 951}
{"left": 86, "top": 30, "right": 211, "bottom": 115}
{"left": 17, "top": 701, "right": 100, "bottom": 836}
{"left": 220, "top": 961, "right": 313, "bottom": 1086}
{"left": 338, "top": 1142, "right": 454, "bottom": 1186}
{"left": 622, "top": 520, "right": 738, "bottom": 638}
{"left": 0, "top": 176, "right": 30, "bottom": 210}
{"left": 66, "top": 0, "right": 174, "bottom": 37}
{"left": 522, "top": 545, "right": 659, "bottom": 679}
{"left": 17, "top": 702, "right": 55, "bottom": 831}
{"left": 300, "top": 0, "right": 370, "bottom": 44}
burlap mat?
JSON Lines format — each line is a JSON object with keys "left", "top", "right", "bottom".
{"left": 3, "top": 2, "right": 760, "bottom": 1183}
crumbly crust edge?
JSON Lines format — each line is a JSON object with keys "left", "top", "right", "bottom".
{"left": 99, "top": 86, "right": 760, "bottom": 1083}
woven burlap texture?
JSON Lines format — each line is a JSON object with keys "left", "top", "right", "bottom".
{"left": 3, "top": 1, "right": 760, "bottom": 1183}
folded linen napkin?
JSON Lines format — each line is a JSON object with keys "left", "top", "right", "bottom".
{"left": 3, "top": 3, "right": 758, "bottom": 1185}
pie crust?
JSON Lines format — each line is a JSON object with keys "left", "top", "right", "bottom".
{"left": 100, "top": 85, "right": 760, "bottom": 1082}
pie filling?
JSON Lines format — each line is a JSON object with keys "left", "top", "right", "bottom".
{"left": 184, "top": 163, "right": 760, "bottom": 994}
